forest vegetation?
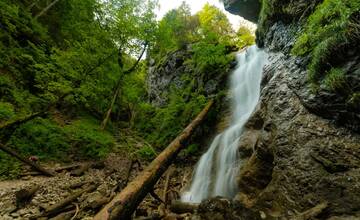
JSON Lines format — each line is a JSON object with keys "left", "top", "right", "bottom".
{"left": 0, "top": 0, "right": 255, "bottom": 179}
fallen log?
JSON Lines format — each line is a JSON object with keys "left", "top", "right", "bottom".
{"left": 70, "top": 163, "right": 92, "bottom": 177}
{"left": 0, "top": 111, "right": 46, "bottom": 131}
{"left": 43, "top": 184, "right": 98, "bottom": 217}
{"left": 93, "top": 100, "right": 214, "bottom": 220}
{"left": 0, "top": 143, "right": 55, "bottom": 176}
{"left": 50, "top": 210, "right": 76, "bottom": 220}
{"left": 162, "top": 167, "right": 174, "bottom": 207}
{"left": 54, "top": 164, "right": 82, "bottom": 173}
{"left": 169, "top": 201, "right": 199, "bottom": 214}
{"left": 291, "top": 202, "right": 328, "bottom": 220}
{"left": 15, "top": 185, "right": 40, "bottom": 208}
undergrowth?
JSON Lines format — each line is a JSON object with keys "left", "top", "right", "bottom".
{"left": 292, "top": 0, "right": 359, "bottom": 100}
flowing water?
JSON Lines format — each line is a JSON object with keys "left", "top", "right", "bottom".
{"left": 182, "top": 46, "right": 268, "bottom": 203}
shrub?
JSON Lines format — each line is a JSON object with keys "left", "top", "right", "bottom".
{"left": 0, "top": 102, "right": 15, "bottom": 121}
{"left": 292, "top": 0, "right": 360, "bottom": 86}
{"left": 0, "top": 152, "right": 21, "bottom": 180}
{"left": 136, "top": 146, "right": 157, "bottom": 161}
{"left": 324, "top": 68, "right": 347, "bottom": 92}
{"left": 8, "top": 117, "right": 70, "bottom": 160}
{"left": 64, "top": 117, "right": 115, "bottom": 158}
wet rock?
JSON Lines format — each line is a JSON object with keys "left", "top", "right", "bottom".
{"left": 195, "top": 197, "right": 262, "bottom": 220}
{"left": 222, "top": 0, "right": 260, "bottom": 22}
{"left": 147, "top": 49, "right": 231, "bottom": 107}
{"left": 234, "top": 52, "right": 360, "bottom": 219}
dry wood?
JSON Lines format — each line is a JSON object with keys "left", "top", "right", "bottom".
{"left": 20, "top": 171, "right": 43, "bottom": 177}
{"left": 93, "top": 100, "right": 214, "bottom": 220}
{"left": 70, "top": 163, "right": 92, "bottom": 177}
{"left": 50, "top": 210, "right": 76, "bottom": 220}
{"left": 169, "top": 201, "right": 199, "bottom": 214}
{"left": 69, "top": 161, "right": 105, "bottom": 176}
{"left": 54, "top": 164, "right": 82, "bottom": 172}
{"left": 67, "top": 181, "right": 90, "bottom": 190}
{"left": 43, "top": 184, "right": 98, "bottom": 217}
{"left": 0, "top": 112, "right": 45, "bottom": 131}
{"left": 292, "top": 202, "right": 328, "bottom": 220}
{"left": 149, "top": 190, "right": 164, "bottom": 204}
{"left": 0, "top": 143, "right": 55, "bottom": 176}
{"left": 35, "top": 0, "right": 61, "bottom": 19}
{"left": 162, "top": 167, "right": 174, "bottom": 207}
{"left": 15, "top": 185, "right": 40, "bottom": 208}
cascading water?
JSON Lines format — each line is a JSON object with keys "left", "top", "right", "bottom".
{"left": 182, "top": 45, "right": 268, "bottom": 203}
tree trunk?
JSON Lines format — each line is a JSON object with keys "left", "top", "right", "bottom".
{"left": 0, "top": 143, "right": 55, "bottom": 177}
{"left": 35, "top": 0, "right": 61, "bottom": 19}
{"left": 100, "top": 43, "right": 148, "bottom": 130}
{"left": 93, "top": 100, "right": 214, "bottom": 220}
{"left": 169, "top": 201, "right": 199, "bottom": 214}
{"left": 100, "top": 83, "right": 121, "bottom": 130}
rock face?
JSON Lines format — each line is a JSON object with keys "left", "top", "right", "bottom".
{"left": 235, "top": 51, "right": 360, "bottom": 219}
{"left": 147, "top": 49, "right": 232, "bottom": 107}
{"left": 222, "top": 0, "right": 260, "bottom": 23}
{"left": 211, "top": 1, "right": 360, "bottom": 219}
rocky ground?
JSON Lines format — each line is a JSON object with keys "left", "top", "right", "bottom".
{"left": 0, "top": 129, "right": 199, "bottom": 220}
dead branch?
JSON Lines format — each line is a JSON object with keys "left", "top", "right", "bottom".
{"left": 0, "top": 143, "right": 55, "bottom": 177}
{"left": 93, "top": 100, "right": 214, "bottom": 220}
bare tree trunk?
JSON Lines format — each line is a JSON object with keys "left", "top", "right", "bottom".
{"left": 0, "top": 143, "right": 55, "bottom": 176}
{"left": 93, "top": 100, "right": 214, "bottom": 220}
{"left": 35, "top": 0, "right": 61, "bottom": 19}
{"left": 27, "top": 0, "right": 41, "bottom": 10}
{"left": 100, "top": 43, "right": 148, "bottom": 130}
{"left": 100, "top": 83, "right": 121, "bottom": 130}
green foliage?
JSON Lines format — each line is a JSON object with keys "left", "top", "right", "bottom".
{"left": 0, "top": 102, "right": 15, "bottom": 122}
{"left": 324, "top": 68, "right": 347, "bottom": 92}
{"left": 152, "top": 2, "right": 248, "bottom": 59}
{"left": 292, "top": 0, "right": 360, "bottom": 87}
{"left": 235, "top": 27, "right": 255, "bottom": 49}
{"left": 8, "top": 118, "right": 70, "bottom": 160}
{"left": 135, "top": 92, "right": 208, "bottom": 149}
{"left": 0, "top": 153, "right": 21, "bottom": 180}
{"left": 64, "top": 117, "right": 115, "bottom": 158}
{"left": 0, "top": 0, "right": 233, "bottom": 179}
{"left": 184, "top": 143, "right": 200, "bottom": 155}
{"left": 197, "top": 3, "right": 233, "bottom": 43}
{"left": 348, "top": 93, "right": 360, "bottom": 107}
{"left": 191, "top": 40, "right": 234, "bottom": 73}
{"left": 135, "top": 146, "right": 156, "bottom": 161}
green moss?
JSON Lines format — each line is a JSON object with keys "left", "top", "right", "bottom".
{"left": 256, "top": 0, "right": 271, "bottom": 46}
{"left": 292, "top": 0, "right": 360, "bottom": 86}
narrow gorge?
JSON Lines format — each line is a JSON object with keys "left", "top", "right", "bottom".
{"left": 0, "top": 0, "right": 359, "bottom": 219}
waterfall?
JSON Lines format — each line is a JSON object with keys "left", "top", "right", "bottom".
{"left": 182, "top": 45, "right": 268, "bottom": 203}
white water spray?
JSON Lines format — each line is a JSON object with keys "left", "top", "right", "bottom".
{"left": 182, "top": 46, "right": 268, "bottom": 203}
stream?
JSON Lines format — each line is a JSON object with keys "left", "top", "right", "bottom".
{"left": 182, "top": 45, "right": 268, "bottom": 203}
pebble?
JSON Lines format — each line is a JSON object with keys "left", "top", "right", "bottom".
{"left": 10, "top": 212, "right": 20, "bottom": 217}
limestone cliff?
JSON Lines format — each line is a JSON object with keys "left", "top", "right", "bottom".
{"left": 207, "top": 0, "right": 360, "bottom": 219}
{"left": 147, "top": 49, "right": 234, "bottom": 107}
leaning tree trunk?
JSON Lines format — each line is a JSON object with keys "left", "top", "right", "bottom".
{"left": 93, "top": 100, "right": 214, "bottom": 220}
{"left": 100, "top": 42, "right": 147, "bottom": 131}
{"left": 35, "top": 0, "right": 61, "bottom": 19}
